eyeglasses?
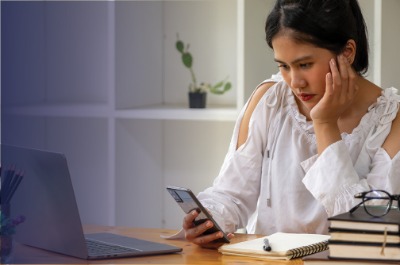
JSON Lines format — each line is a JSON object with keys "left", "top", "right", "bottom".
{"left": 349, "top": 190, "right": 400, "bottom": 217}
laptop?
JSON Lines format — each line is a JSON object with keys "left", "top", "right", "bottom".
{"left": 1, "top": 144, "right": 182, "bottom": 260}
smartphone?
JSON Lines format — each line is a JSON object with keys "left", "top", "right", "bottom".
{"left": 166, "top": 185, "right": 230, "bottom": 243}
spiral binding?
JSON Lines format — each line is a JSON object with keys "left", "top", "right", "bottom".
{"left": 289, "top": 240, "right": 329, "bottom": 259}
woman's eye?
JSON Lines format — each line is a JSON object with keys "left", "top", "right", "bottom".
{"left": 300, "top": 63, "right": 312, "bottom": 69}
{"left": 278, "top": 64, "right": 289, "bottom": 70}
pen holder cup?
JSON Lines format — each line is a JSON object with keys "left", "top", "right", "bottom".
{"left": 1, "top": 203, "right": 14, "bottom": 263}
{"left": 0, "top": 203, "right": 10, "bottom": 218}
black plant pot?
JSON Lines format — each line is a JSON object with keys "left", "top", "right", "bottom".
{"left": 188, "top": 92, "right": 207, "bottom": 108}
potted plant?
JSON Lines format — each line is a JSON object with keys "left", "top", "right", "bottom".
{"left": 176, "top": 36, "right": 232, "bottom": 108}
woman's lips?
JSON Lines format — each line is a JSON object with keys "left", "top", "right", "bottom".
{"left": 298, "top": 93, "right": 315, "bottom": 102}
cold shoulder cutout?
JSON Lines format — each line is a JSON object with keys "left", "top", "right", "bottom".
{"left": 382, "top": 108, "right": 400, "bottom": 159}
{"left": 236, "top": 82, "right": 277, "bottom": 149}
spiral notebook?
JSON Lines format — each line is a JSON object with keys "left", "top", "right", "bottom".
{"left": 219, "top": 232, "right": 330, "bottom": 260}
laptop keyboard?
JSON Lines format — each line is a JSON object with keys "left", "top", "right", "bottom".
{"left": 86, "top": 239, "right": 141, "bottom": 256}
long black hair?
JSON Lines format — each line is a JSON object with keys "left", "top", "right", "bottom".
{"left": 265, "top": 0, "right": 369, "bottom": 75}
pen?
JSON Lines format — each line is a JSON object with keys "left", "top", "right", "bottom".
{"left": 263, "top": 238, "right": 271, "bottom": 251}
{"left": 5, "top": 171, "right": 24, "bottom": 203}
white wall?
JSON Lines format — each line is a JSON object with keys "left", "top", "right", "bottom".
{"left": 2, "top": 0, "right": 399, "bottom": 229}
{"left": 163, "top": 0, "right": 237, "bottom": 106}
{"left": 2, "top": 1, "right": 115, "bottom": 225}
{"left": 381, "top": 0, "right": 400, "bottom": 91}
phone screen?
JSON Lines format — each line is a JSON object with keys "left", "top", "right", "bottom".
{"left": 166, "top": 186, "right": 230, "bottom": 243}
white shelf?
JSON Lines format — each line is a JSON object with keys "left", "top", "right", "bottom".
{"left": 116, "top": 105, "right": 239, "bottom": 121}
{"left": 6, "top": 103, "right": 240, "bottom": 121}
{"left": 5, "top": 104, "right": 111, "bottom": 118}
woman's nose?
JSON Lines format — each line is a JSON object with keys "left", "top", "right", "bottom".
{"left": 290, "top": 73, "right": 306, "bottom": 89}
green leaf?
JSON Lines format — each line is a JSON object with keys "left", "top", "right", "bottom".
{"left": 209, "top": 86, "right": 223, "bottom": 94}
{"left": 224, "top": 82, "right": 232, "bottom": 92}
{"left": 176, "top": 40, "right": 184, "bottom": 53}
{"left": 212, "top": 81, "right": 224, "bottom": 90}
{"left": 211, "top": 90, "right": 224, "bottom": 95}
{"left": 182, "top": 53, "right": 192, "bottom": 68}
{"left": 209, "top": 81, "right": 232, "bottom": 94}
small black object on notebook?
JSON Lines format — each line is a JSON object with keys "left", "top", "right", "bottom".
{"left": 263, "top": 238, "right": 272, "bottom": 251}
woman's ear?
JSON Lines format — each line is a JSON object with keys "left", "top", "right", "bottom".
{"left": 342, "top": 39, "right": 356, "bottom": 64}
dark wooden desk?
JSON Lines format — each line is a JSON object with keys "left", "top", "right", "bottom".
{"left": 11, "top": 225, "right": 303, "bottom": 265}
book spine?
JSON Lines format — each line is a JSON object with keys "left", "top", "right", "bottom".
{"left": 329, "top": 240, "right": 400, "bottom": 247}
{"left": 329, "top": 228, "right": 400, "bottom": 235}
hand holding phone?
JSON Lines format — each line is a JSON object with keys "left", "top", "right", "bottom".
{"left": 166, "top": 185, "right": 230, "bottom": 243}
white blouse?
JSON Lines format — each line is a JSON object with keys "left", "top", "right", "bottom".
{"left": 198, "top": 74, "right": 400, "bottom": 235}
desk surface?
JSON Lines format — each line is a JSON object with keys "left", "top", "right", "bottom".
{"left": 12, "top": 225, "right": 303, "bottom": 265}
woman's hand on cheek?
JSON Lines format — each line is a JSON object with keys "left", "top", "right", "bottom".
{"left": 310, "top": 55, "right": 359, "bottom": 125}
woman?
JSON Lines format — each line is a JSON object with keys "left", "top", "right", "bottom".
{"left": 182, "top": 0, "right": 400, "bottom": 246}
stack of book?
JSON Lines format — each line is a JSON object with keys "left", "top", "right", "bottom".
{"left": 327, "top": 209, "right": 400, "bottom": 262}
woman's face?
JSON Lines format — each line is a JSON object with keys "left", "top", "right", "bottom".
{"left": 272, "top": 34, "right": 336, "bottom": 119}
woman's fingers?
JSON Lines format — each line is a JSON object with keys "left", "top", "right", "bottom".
{"left": 329, "top": 57, "right": 341, "bottom": 97}
{"left": 182, "top": 209, "right": 233, "bottom": 248}
{"left": 312, "top": 55, "right": 358, "bottom": 123}
{"left": 182, "top": 210, "right": 197, "bottom": 230}
{"left": 191, "top": 231, "right": 224, "bottom": 245}
{"left": 328, "top": 55, "right": 358, "bottom": 104}
{"left": 194, "top": 233, "right": 235, "bottom": 249}
{"left": 337, "top": 55, "right": 359, "bottom": 102}
{"left": 325, "top": 71, "right": 333, "bottom": 97}
{"left": 187, "top": 220, "right": 214, "bottom": 239}
{"left": 183, "top": 210, "right": 218, "bottom": 242}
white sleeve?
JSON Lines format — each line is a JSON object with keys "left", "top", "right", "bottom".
{"left": 301, "top": 141, "right": 370, "bottom": 217}
{"left": 301, "top": 141, "right": 400, "bottom": 217}
{"left": 197, "top": 78, "right": 281, "bottom": 233}
{"left": 302, "top": 88, "right": 400, "bottom": 217}
{"left": 197, "top": 105, "right": 266, "bottom": 233}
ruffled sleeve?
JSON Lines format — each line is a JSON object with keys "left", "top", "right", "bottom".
{"left": 301, "top": 141, "right": 370, "bottom": 217}
{"left": 301, "top": 88, "right": 400, "bottom": 217}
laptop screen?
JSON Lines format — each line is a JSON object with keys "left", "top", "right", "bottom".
{"left": 2, "top": 145, "right": 89, "bottom": 260}
{"left": 1, "top": 145, "right": 182, "bottom": 262}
